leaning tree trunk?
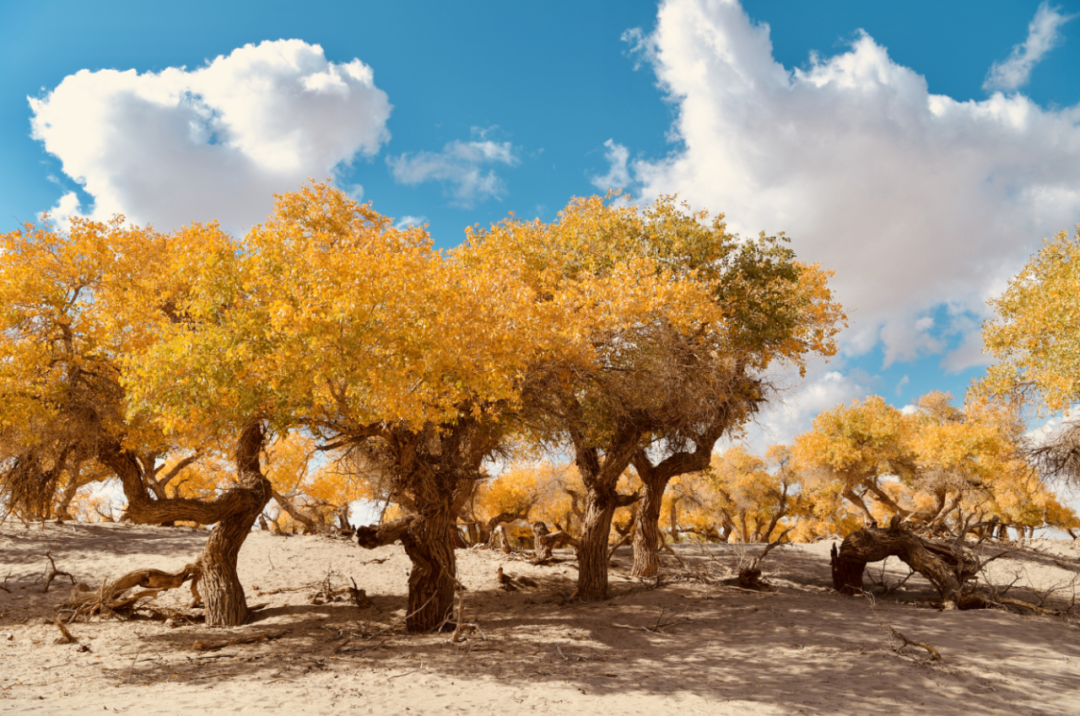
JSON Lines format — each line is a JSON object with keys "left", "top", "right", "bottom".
{"left": 830, "top": 518, "right": 977, "bottom": 607}
{"left": 197, "top": 422, "right": 271, "bottom": 626}
{"left": 631, "top": 478, "right": 665, "bottom": 578}
{"left": 53, "top": 468, "right": 83, "bottom": 522}
{"left": 574, "top": 490, "right": 619, "bottom": 600}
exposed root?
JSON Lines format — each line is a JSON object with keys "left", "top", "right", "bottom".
{"left": 889, "top": 627, "right": 942, "bottom": 661}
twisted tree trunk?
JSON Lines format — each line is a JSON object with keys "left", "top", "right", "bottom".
{"left": 356, "top": 508, "right": 458, "bottom": 633}
{"left": 99, "top": 421, "right": 270, "bottom": 626}
{"left": 194, "top": 423, "right": 271, "bottom": 626}
{"left": 830, "top": 518, "right": 977, "bottom": 607}
{"left": 575, "top": 489, "right": 619, "bottom": 600}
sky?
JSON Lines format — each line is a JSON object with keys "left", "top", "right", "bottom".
{"left": 3, "top": 0, "right": 1080, "bottom": 453}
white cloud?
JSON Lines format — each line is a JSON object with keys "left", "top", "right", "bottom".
{"left": 940, "top": 328, "right": 993, "bottom": 374}
{"left": 387, "top": 128, "right": 518, "bottom": 207}
{"left": 29, "top": 40, "right": 391, "bottom": 232}
{"left": 895, "top": 375, "right": 909, "bottom": 396}
{"left": 736, "top": 366, "right": 873, "bottom": 455}
{"left": 622, "top": 0, "right": 1080, "bottom": 366}
{"left": 394, "top": 215, "right": 427, "bottom": 229}
{"left": 40, "top": 191, "right": 82, "bottom": 233}
{"left": 984, "top": 2, "right": 1076, "bottom": 91}
{"left": 590, "top": 139, "right": 632, "bottom": 191}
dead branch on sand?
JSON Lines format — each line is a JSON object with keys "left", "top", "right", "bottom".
{"left": 192, "top": 629, "right": 288, "bottom": 652}
{"left": 737, "top": 529, "right": 791, "bottom": 590}
{"left": 58, "top": 563, "right": 201, "bottom": 622}
{"left": 42, "top": 551, "right": 75, "bottom": 593}
{"left": 612, "top": 607, "right": 691, "bottom": 634}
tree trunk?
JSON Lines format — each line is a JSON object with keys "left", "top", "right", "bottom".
{"left": 668, "top": 499, "right": 680, "bottom": 543}
{"left": 531, "top": 521, "right": 578, "bottom": 561}
{"left": 356, "top": 509, "right": 458, "bottom": 633}
{"left": 197, "top": 422, "right": 271, "bottom": 626}
{"left": 574, "top": 490, "right": 618, "bottom": 600}
{"left": 630, "top": 479, "right": 664, "bottom": 578}
{"left": 830, "top": 519, "right": 977, "bottom": 607}
{"left": 842, "top": 486, "right": 877, "bottom": 526}
{"left": 53, "top": 468, "right": 83, "bottom": 522}
{"left": 271, "top": 489, "right": 318, "bottom": 534}
{"left": 98, "top": 423, "right": 270, "bottom": 627}
{"left": 401, "top": 511, "right": 457, "bottom": 632}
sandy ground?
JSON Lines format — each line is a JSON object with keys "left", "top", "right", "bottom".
{"left": 2, "top": 523, "right": 1080, "bottom": 715}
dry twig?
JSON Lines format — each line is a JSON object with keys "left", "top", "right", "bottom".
{"left": 192, "top": 629, "right": 288, "bottom": 652}
{"left": 42, "top": 551, "right": 75, "bottom": 593}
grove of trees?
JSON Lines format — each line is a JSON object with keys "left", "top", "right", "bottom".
{"left": 2, "top": 183, "right": 1076, "bottom": 631}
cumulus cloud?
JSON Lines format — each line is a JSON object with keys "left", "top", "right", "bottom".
{"left": 590, "top": 139, "right": 632, "bottom": 191}
{"left": 30, "top": 40, "right": 391, "bottom": 232}
{"left": 387, "top": 128, "right": 518, "bottom": 207}
{"left": 984, "top": 2, "right": 1076, "bottom": 91}
{"left": 615, "top": 0, "right": 1080, "bottom": 366}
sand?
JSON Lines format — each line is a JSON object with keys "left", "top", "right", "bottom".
{"left": 2, "top": 522, "right": 1079, "bottom": 715}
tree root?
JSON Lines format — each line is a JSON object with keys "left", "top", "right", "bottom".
{"left": 51, "top": 616, "right": 78, "bottom": 644}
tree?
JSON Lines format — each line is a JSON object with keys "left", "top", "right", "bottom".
{"left": 0, "top": 214, "right": 277, "bottom": 626}
{"left": 463, "top": 194, "right": 844, "bottom": 595}
{"left": 793, "top": 396, "right": 917, "bottom": 525}
{"left": 981, "top": 227, "right": 1080, "bottom": 483}
{"left": 128, "top": 182, "right": 572, "bottom": 631}
{"left": 707, "top": 446, "right": 796, "bottom": 543}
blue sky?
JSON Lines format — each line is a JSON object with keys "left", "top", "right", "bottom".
{"left": 3, "top": 0, "right": 1079, "bottom": 449}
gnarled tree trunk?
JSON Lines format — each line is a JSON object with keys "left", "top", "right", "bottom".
{"left": 357, "top": 507, "right": 458, "bottom": 633}
{"left": 575, "top": 489, "right": 619, "bottom": 600}
{"left": 402, "top": 510, "right": 457, "bottom": 632}
{"left": 831, "top": 518, "right": 977, "bottom": 607}
{"left": 99, "top": 421, "right": 271, "bottom": 627}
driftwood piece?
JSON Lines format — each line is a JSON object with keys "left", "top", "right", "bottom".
{"left": 831, "top": 518, "right": 977, "bottom": 607}
{"left": 60, "top": 563, "right": 201, "bottom": 621}
{"left": 496, "top": 567, "right": 539, "bottom": 592}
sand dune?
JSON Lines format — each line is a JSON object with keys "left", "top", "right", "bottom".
{"left": 2, "top": 522, "right": 1079, "bottom": 714}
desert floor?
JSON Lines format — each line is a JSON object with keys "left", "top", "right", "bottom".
{"left": 2, "top": 522, "right": 1079, "bottom": 715}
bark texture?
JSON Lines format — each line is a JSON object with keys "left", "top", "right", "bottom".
{"left": 357, "top": 511, "right": 457, "bottom": 632}
{"left": 630, "top": 480, "right": 663, "bottom": 578}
